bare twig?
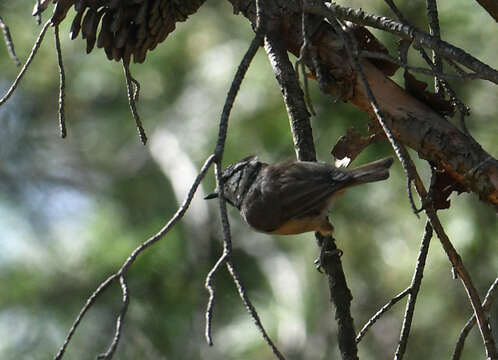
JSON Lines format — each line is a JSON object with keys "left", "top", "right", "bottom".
{"left": 356, "top": 287, "right": 411, "bottom": 343}
{"left": 97, "top": 275, "right": 130, "bottom": 360}
{"left": 304, "top": 1, "right": 498, "bottom": 84}
{"left": 359, "top": 51, "right": 479, "bottom": 81}
{"left": 321, "top": 7, "right": 419, "bottom": 216}
{"left": 394, "top": 221, "right": 433, "bottom": 359}
{"left": 204, "top": 11, "right": 283, "bottom": 355}
{"left": 54, "top": 274, "right": 118, "bottom": 360}
{"left": 417, "top": 47, "right": 471, "bottom": 134}
{"left": 453, "top": 277, "right": 498, "bottom": 360}
{"left": 122, "top": 61, "right": 147, "bottom": 145}
{"left": 54, "top": 25, "right": 67, "bottom": 138}
{"left": 227, "top": 259, "right": 285, "bottom": 359}
{"left": 399, "top": 146, "right": 498, "bottom": 359}
{"left": 383, "top": 0, "right": 408, "bottom": 23}
{"left": 0, "top": 19, "right": 51, "bottom": 106}
{"left": 295, "top": 5, "right": 316, "bottom": 116}
{"left": 36, "top": 0, "right": 42, "bottom": 25}
{"left": 425, "top": 0, "right": 444, "bottom": 96}
{"left": 55, "top": 154, "right": 215, "bottom": 359}
{"left": 0, "top": 15, "right": 21, "bottom": 66}
{"left": 474, "top": 0, "right": 498, "bottom": 22}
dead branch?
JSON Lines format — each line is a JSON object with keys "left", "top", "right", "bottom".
{"left": 0, "top": 15, "right": 21, "bottom": 66}
{"left": 306, "top": 1, "right": 498, "bottom": 85}
{"left": 399, "top": 146, "right": 498, "bottom": 359}
{"left": 54, "top": 155, "right": 215, "bottom": 359}
{"left": 356, "top": 287, "right": 410, "bottom": 343}
{"left": 453, "top": 277, "right": 498, "bottom": 360}
{"left": 122, "top": 61, "right": 147, "bottom": 144}
{"left": 394, "top": 221, "right": 433, "bottom": 359}
{"left": 0, "top": 19, "right": 51, "bottom": 106}
{"left": 474, "top": 0, "right": 498, "bottom": 22}
{"left": 54, "top": 25, "right": 67, "bottom": 138}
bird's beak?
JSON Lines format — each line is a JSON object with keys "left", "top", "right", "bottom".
{"left": 204, "top": 192, "right": 219, "bottom": 200}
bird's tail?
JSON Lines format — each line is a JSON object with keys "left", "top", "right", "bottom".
{"left": 347, "top": 157, "right": 394, "bottom": 185}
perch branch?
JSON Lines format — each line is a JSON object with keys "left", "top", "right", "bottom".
{"left": 264, "top": 16, "right": 359, "bottom": 360}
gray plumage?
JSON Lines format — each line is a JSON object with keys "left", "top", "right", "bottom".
{"left": 207, "top": 156, "right": 393, "bottom": 235}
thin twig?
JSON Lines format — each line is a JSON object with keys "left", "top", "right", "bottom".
{"left": 0, "top": 15, "right": 21, "bottom": 66}
{"left": 54, "top": 25, "right": 67, "bottom": 138}
{"left": 55, "top": 155, "right": 215, "bottom": 359}
{"left": 359, "top": 51, "right": 479, "bottom": 81}
{"left": 399, "top": 146, "right": 498, "bottom": 359}
{"left": 453, "top": 277, "right": 498, "bottom": 360}
{"left": 204, "top": 12, "right": 283, "bottom": 356}
{"left": 122, "top": 61, "right": 147, "bottom": 145}
{"left": 204, "top": 245, "right": 230, "bottom": 345}
{"left": 295, "top": 4, "right": 316, "bottom": 116}
{"left": 394, "top": 220, "right": 433, "bottom": 360}
{"left": 97, "top": 275, "right": 130, "bottom": 359}
{"left": 0, "top": 19, "right": 52, "bottom": 106}
{"left": 383, "top": 0, "right": 408, "bottom": 23}
{"left": 417, "top": 47, "right": 471, "bottom": 134}
{"left": 321, "top": 7, "right": 419, "bottom": 216}
{"left": 356, "top": 287, "right": 410, "bottom": 343}
{"left": 204, "top": 26, "right": 261, "bottom": 331}
{"left": 227, "top": 259, "right": 285, "bottom": 359}
{"left": 36, "top": 0, "right": 42, "bottom": 25}
{"left": 425, "top": 0, "right": 444, "bottom": 96}
{"left": 304, "top": 1, "right": 498, "bottom": 84}
{"left": 54, "top": 274, "right": 119, "bottom": 360}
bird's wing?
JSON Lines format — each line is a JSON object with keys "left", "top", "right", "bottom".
{"left": 270, "top": 162, "right": 351, "bottom": 221}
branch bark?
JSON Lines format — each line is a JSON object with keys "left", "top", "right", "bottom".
{"left": 228, "top": 0, "right": 498, "bottom": 211}
{"left": 262, "top": 8, "right": 359, "bottom": 360}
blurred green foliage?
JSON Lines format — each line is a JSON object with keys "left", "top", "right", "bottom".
{"left": 0, "top": 1, "right": 497, "bottom": 359}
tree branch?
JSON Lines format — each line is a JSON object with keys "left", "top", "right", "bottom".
{"left": 306, "top": 1, "right": 498, "bottom": 85}
{"left": 394, "top": 221, "right": 433, "bottom": 360}
{"left": 399, "top": 146, "right": 498, "bottom": 359}
{"left": 264, "top": 15, "right": 359, "bottom": 360}
{"left": 453, "top": 277, "right": 498, "bottom": 360}
{"left": 54, "top": 155, "right": 216, "bottom": 359}
{"left": 0, "top": 15, "right": 21, "bottom": 66}
{"left": 474, "top": 0, "right": 498, "bottom": 22}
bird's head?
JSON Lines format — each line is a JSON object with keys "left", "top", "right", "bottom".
{"left": 204, "top": 155, "right": 263, "bottom": 209}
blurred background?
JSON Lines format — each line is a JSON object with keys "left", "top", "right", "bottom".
{"left": 0, "top": 1, "right": 496, "bottom": 359}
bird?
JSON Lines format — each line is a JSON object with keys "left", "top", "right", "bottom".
{"left": 205, "top": 155, "right": 394, "bottom": 236}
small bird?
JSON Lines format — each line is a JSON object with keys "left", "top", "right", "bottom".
{"left": 205, "top": 156, "right": 393, "bottom": 236}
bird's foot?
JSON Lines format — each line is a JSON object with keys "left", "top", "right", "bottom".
{"left": 314, "top": 247, "right": 343, "bottom": 273}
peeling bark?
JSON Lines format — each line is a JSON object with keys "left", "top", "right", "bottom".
{"left": 229, "top": 0, "right": 498, "bottom": 211}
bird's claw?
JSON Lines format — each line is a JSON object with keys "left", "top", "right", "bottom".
{"left": 314, "top": 248, "right": 343, "bottom": 273}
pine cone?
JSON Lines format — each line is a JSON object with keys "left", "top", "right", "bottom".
{"left": 35, "top": 0, "right": 206, "bottom": 63}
